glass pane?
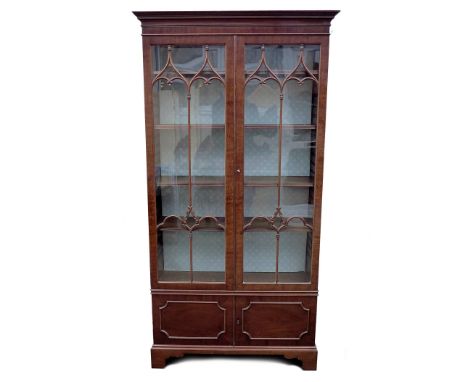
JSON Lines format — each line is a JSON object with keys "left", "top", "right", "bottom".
{"left": 245, "top": 80, "right": 280, "bottom": 125}
{"left": 153, "top": 79, "right": 188, "bottom": 125}
{"left": 192, "top": 231, "right": 225, "bottom": 282}
{"left": 153, "top": 186, "right": 224, "bottom": 220}
{"left": 244, "top": 187, "right": 276, "bottom": 217}
{"left": 157, "top": 185, "right": 188, "bottom": 218}
{"left": 244, "top": 187, "right": 313, "bottom": 219}
{"left": 243, "top": 231, "right": 276, "bottom": 283}
{"left": 153, "top": 45, "right": 225, "bottom": 74}
{"left": 244, "top": 127, "right": 278, "bottom": 176}
{"left": 170, "top": 46, "right": 204, "bottom": 72}
{"left": 192, "top": 186, "right": 225, "bottom": 217}
{"left": 278, "top": 231, "right": 311, "bottom": 283}
{"left": 283, "top": 81, "right": 315, "bottom": 125}
{"left": 280, "top": 187, "right": 313, "bottom": 218}
{"left": 153, "top": 46, "right": 201, "bottom": 73}
{"left": 191, "top": 79, "right": 225, "bottom": 125}
{"left": 245, "top": 44, "right": 320, "bottom": 77}
{"left": 158, "top": 231, "right": 190, "bottom": 282}
{"left": 304, "top": 45, "right": 321, "bottom": 71}
{"left": 246, "top": 45, "right": 302, "bottom": 75}
{"left": 156, "top": 185, "right": 225, "bottom": 219}
{"left": 154, "top": 127, "right": 189, "bottom": 180}
{"left": 207, "top": 45, "right": 225, "bottom": 72}
{"left": 281, "top": 127, "right": 316, "bottom": 178}
{"left": 191, "top": 127, "right": 225, "bottom": 177}
{"left": 152, "top": 45, "right": 168, "bottom": 72}
{"left": 244, "top": 45, "right": 263, "bottom": 73}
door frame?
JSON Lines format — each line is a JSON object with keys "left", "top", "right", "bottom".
{"left": 143, "top": 35, "right": 236, "bottom": 290}
{"left": 234, "top": 35, "right": 330, "bottom": 291}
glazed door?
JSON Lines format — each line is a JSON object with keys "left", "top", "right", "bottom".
{"left": 235, "top": 36, "right": 328, "bottom": 290}
{"left": 144, "top": 37, "right": 235, "bottom": 289}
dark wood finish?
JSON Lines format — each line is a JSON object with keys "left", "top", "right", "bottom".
{"left": 158, "top": 271, "right": 225, "bottom": 283}
{"left": 235, "top": 295, "right": 317, "bottom": 347}
{"left": 151, "top": 345, "right": 317, "bottom": 370}
{"left": 134, "top": 10, "right": 338, "bottom": 370}
{"left": 243, "top": 272, "right": 310, "bottom": 283}
{"left": 244, "top": 124, "right": 316, "bottom": 129}
{"left": 134, "top": 10, "right": 338, "bottom": 36}
{"left": 158, "top": 175, "right": 225, "bottom": 187}
{"left": 244, "top": 176, "right": 314, "bottom": 187}
{"left": 151, "top": 290, "right": 319, "bottom": 296}
{"left": 160, "top": 301, "right": 226, "bottom": 339}
{"left": 154, "top": 124, "right": 226, "bottom": 129}
{"left": 153, "top": 294, "right": 234, "bottom": 345}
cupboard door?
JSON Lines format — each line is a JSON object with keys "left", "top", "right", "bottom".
{"left": 236, "top": 38, "right": 323, "bottom": 288}
{"left": 235, "top": 296, "right": 316, "bottom": 346}
{"left": 145, "top": 38, "right": 235, "bottom": 288}
{"left": 153, "top": 294, "right": 234, "bottom": 345}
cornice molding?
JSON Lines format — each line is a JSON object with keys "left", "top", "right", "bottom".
{"left": 133, "top": 10, "right": 340, "bottom": 22}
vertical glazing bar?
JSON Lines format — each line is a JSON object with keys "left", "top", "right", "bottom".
{"left": 186, "top": 45, "right": 193, "bottom": 282}
{"left": 189, "top": 231, "right": 193, "bottom": 282}
{"left": 275, "top": 232, "right": 280, "bottom": 283}
{"left": 276, "top": 94, "right": 284, "bottom": 212}
{"left": 187, "top": 92, "right": 192, "bottom": 211}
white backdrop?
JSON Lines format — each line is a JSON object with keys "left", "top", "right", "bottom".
{"left": 1, "top": 1, "right": 468, "bottom": 381}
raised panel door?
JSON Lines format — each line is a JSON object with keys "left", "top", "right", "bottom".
{"left": 153, "top": 294, "right": 234, "bottom": 345}
{"left": 235, "top": 295, "right": 317, "bottom": 346}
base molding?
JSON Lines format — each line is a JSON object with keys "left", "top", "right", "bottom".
{"left": 151, "top": 345, "right": 318, "bottom": 370}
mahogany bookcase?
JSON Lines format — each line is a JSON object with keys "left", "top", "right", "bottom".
{"left": 134, "top": 10, "right": 339, "bottom": 370}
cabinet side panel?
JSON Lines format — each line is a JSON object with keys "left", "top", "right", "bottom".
{"left": 311, "top": 37, "right": 330, "bottom": 291}
{"left": 142, "top": 37, "right": 158, "bottom": 289}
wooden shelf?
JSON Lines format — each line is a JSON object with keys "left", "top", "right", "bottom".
{"left": 159, "top": 271, "right": 309, "bottom": 284}
{"left": 243, "top": 272, "right": 310, "bottom": 284}
{"left": 244, "top": 124, "right": 316, "bottom": 130}
{"left": 158, "top": 271, "right": 225, "bottom": 283}
{"left": 282, "top": 177, "right": 314, "bottom": 187}
{"left": 157, "top": 176, "right": 225, "bottom": 187}
{"left": 244, "top": 176, "right": 314, "bottom": 187}
{"left": 154, "top": 124, "right": 225, "bottom": 129}
{"left": 156, "top": 124, "right": 315, "bottom": 130}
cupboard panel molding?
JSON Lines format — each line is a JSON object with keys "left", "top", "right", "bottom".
{"left": 159, "top": 300, "right": 227, "bottom": 340}
{"left": 241, "top": 301, "right": 310, "bottom": 340}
